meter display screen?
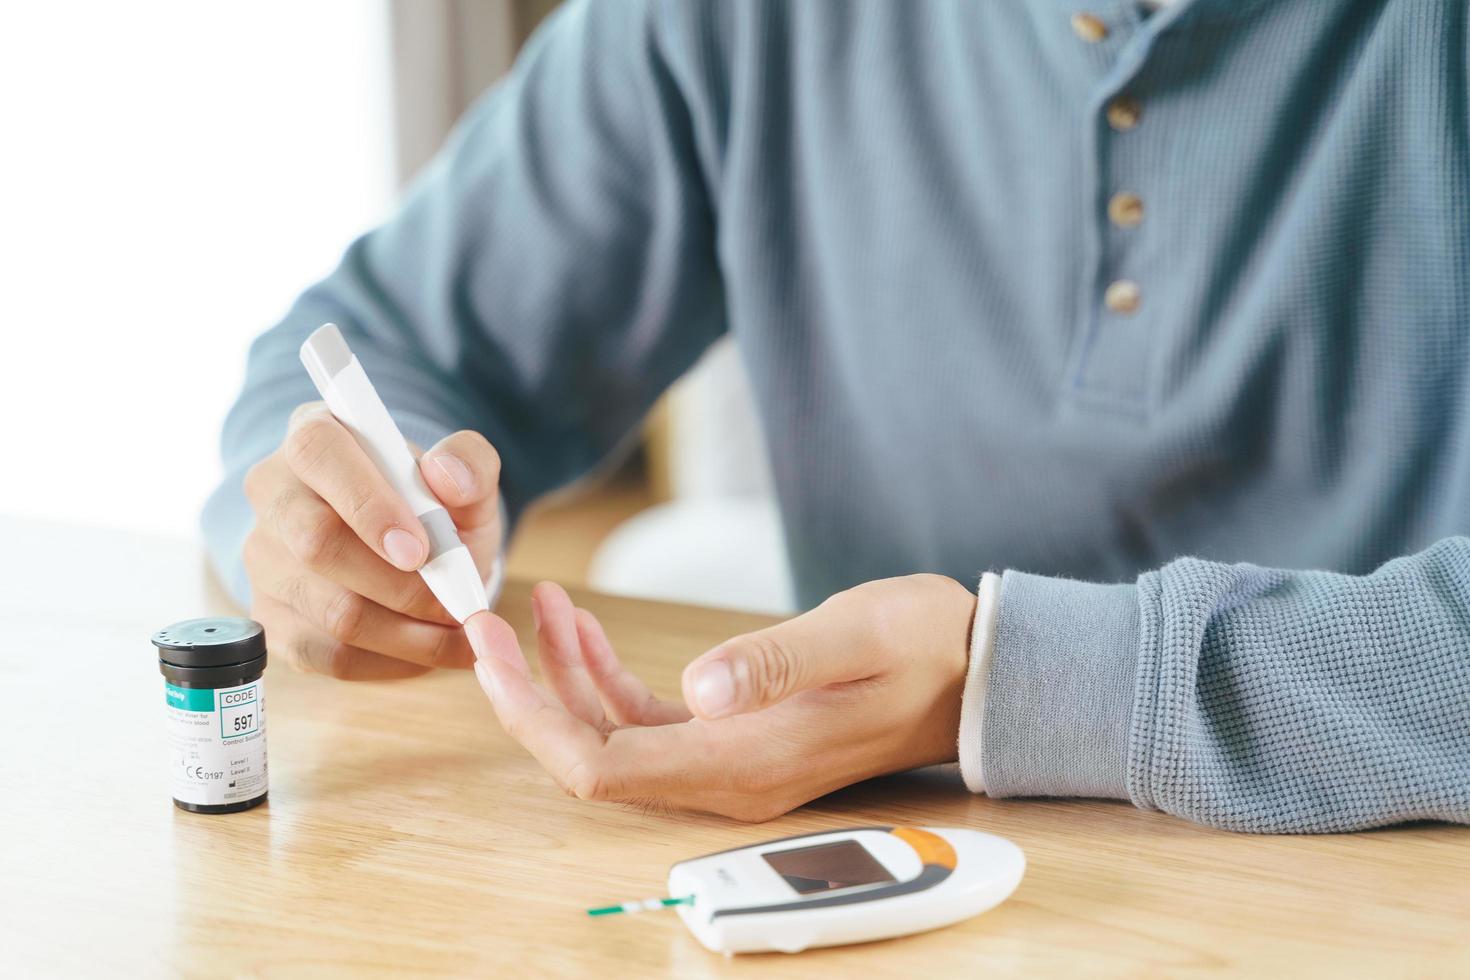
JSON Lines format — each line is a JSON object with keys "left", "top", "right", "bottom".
{"left": 762, "top": 840, "right": 896, "bottom": 895}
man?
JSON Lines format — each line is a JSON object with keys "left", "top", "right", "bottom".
{"left": 207, "top": 0, "right": 1470, "bottom": 833}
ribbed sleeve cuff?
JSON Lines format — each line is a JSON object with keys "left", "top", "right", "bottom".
{"left": 979, "top": 571, "right": 1141, "bottom": 799}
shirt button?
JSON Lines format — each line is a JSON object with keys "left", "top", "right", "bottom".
{"left": 1108, "top": 192, "right": 1144, "bottom": 228}
{"left": 1071, "top": 12, "right": 1108, "bottom": 42}
{"left": 1107, "top": 95, "right": 1143, "bottom": 131}
{"left": 1105, "top": 279, "right": 1142, "bottom": 314}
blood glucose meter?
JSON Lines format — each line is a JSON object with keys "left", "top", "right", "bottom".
{"left": 663, "top": 825, "right": 1024, "bottom": 954}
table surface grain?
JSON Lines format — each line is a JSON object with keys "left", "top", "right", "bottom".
{"left": 2, "top": 515, "right": 1467, "bottom": 977}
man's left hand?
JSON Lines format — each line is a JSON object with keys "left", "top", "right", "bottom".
{"left": 466, "top": 574, "right": 976, "bottom": 821}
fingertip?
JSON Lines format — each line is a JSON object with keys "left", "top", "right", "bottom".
{"left": 421, "top": 431, "right": 499, "bottom": 513}
{"left": 287, "top": 400, "right": 331, "bottom": 428}
{"left": 680, "top": 642, "right": 726, "bottom": 687}
{"left": 464, "top": 610, "right": 530, "bottom": 678}
{"left": 682, "top": 655, "right": 737, "bottom": 720}
{"left": 572, "top": 606, "right": 596, "bottom": 633}
{"left": 531, "top": 582, "right": 578, "bottom": 641}
{"left": 382, "top": 526, "right": 427, "bottom": 571}
{"left": 421, "top": 449, "right": 475, "bottom": 504}
{"left": 533, "top": 580, "right": 574, "bottom": 611}
{"left": 573, "top": 608, "right": 616, "bottom": 671}
{"left": 572, "top": 606, "right": 603, "bottom": 644}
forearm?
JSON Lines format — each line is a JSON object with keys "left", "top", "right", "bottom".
{"left": 963, "top": 538, "right": 1470, "bottom": 833}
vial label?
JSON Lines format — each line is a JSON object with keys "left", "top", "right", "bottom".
{"left": 165, "top": 678, "right": 268, "bottom": 807}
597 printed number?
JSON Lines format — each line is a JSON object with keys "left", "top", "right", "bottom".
{"left": 222, "top": 702, "right": 260, "bottom": 739}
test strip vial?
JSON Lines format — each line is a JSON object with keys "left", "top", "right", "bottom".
{"left": 153, "top": 617, "right": 269, "bottom": 814}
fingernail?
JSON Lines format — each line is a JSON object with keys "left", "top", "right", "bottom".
{"left": 383, "top": 527, "right": 425, "bottom": 571}
{"left": 430, "top": 453, "right": 475, "bottom": 499}
{"left": 530, "top": 593, "right": 542, "bottom": 632}
{"left": 690, "top": 660, "right": 735, "bottom": 719}
{"left": 475, "top": 659, "right": 503, "bottom": 702}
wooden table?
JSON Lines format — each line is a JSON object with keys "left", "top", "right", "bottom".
{"left": 3, "top": 515, "right": 1468, "bottom": 976}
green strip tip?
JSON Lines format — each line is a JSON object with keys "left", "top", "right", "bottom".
{"left": 586, "top": 895, "right": 695, "bottom": 917}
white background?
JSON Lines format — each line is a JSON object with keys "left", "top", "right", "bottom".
{"left": 0, "top": 1, "right": 396, "bottom": 535}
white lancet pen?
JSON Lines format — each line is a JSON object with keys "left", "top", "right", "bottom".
{"left": 299, "top": 322, "right": 491, "bottom": 624}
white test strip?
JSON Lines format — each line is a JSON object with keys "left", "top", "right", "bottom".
{"left": 300, "top": 323, "right": 490, "bottom": 623}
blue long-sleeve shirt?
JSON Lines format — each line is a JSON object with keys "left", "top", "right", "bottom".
{"left": 205, "top": 0, "right": 1470, "bottom": 832}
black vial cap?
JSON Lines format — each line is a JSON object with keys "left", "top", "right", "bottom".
{"left": 153, "top": 617, "right": 266, "bottom": 669}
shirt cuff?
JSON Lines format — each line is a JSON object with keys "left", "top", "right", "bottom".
{"left": 958, "top": 572, "right": 1003, "bottom": 793}
{"left": 977, "top": 571, "right": 1141, "bottom": 799}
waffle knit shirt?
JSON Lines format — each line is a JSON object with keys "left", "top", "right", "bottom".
{"left": 206, "top": 0, "right": 1470, "bottom": 832}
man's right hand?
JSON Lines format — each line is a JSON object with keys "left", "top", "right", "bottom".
{"left": 241, "top": 402, "right": 503, "bottom": 680}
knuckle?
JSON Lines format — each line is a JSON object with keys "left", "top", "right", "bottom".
{"left": 742, "top": 633, "right": 796, "bottom": 701}
{"left": 284, "top": 415, "right": 338, "bottom": 475}
{"left": 280, "top": 575, "right": 314, "bottom": 618}
{"left": 294, "top": 512, "right": 347, "bottom": 571}
{"left": 852, "top": 581, "right": 908, "bottom": 647}
{"left": 323, "top": 589, "right": 369, "bottom": 643}
{"left": 337, "top": 484, "right": 378, "bottom": 526}
{"left": 262, "top": 485, "right": 297, "bottom": 532}
{"left": 426, "top": 627, "right": 462, "bottom": 668}
{"left": 263, "top": 625, "right": 316, "bottom": 676}
{"left": 314, "top": 640, "right": 359, "bottom": 680}
{"left": 242, "top": 458, "right": 271, "bottom": 503}
{"left": 864, "top": 603, "right": 900, "bottom": 651}
{"left": 903, "top": 572, "right": 965, "bottom": 608}
{"left": 396, "top": 578, "right": 445, "bottom": 621}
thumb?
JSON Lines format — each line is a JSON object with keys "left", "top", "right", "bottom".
{"left": 681, "top": 610, "right": 872, "bottom": 720}
{"left": 419, "top": 430, "right": 502, "bottom": 535}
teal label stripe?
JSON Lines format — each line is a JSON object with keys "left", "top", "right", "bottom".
{"left": 166, "top": 682, "right": 214, "bottom": 712}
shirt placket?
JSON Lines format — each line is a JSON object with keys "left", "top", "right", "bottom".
{"left": 1062, "top": 1, "right": 1194, "bottom": 418}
